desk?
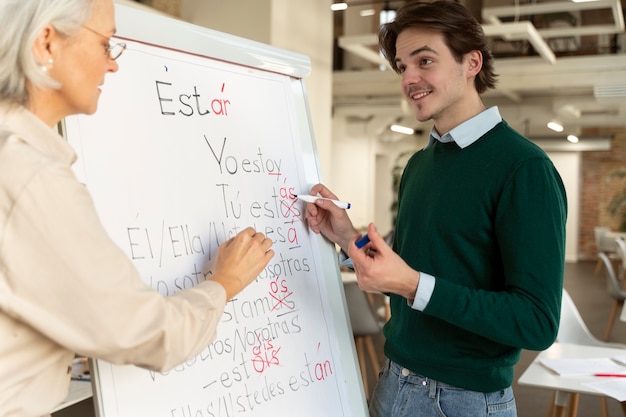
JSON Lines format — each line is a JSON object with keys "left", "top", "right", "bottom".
{"left": 518, "top": 342, "right": 626, "bottom": 417}
{"left": 52, "top": 380, "right": 93, "bottom": 413}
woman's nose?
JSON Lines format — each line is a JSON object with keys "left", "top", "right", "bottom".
{"left": 109, "top": 59, "right": 120, "bottom": 73}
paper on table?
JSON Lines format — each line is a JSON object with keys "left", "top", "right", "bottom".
{"left": 583, "top": 379, "right": 626, "bottom": 402}
{"left": 612, "top": 355, "right": 626, "bottom": 366}
{"left": 539, "top": 357, "right": 626, "bottom": 376}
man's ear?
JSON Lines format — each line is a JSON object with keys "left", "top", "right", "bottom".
{"left": 466, "top": 50, "right": 483, "bottom": 77}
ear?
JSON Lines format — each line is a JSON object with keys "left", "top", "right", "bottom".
{"left": 466, "top": 50, "right": 483, "bottom": 78}
{"left": 32, "top": 24, "right": 56, "bottom": 65}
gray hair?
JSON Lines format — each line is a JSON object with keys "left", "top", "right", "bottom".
{"left": 0, "top": 0, "right": 95, "bottom": 106}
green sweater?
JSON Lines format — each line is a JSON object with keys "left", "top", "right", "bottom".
{"left": 387, "top": 121, "right": 567, "bottom": 392}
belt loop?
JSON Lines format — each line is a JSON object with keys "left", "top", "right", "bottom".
{"left": 428, "top": 378, "right": 437, "bottom": 398}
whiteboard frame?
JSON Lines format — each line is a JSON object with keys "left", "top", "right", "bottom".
{"left": 79, "top": 3, "right": 368, "bottom": 416}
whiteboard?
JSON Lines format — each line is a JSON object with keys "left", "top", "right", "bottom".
{"left": 63, "top": 4, "right": 367, "bottom": 417}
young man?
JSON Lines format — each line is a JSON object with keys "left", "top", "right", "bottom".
{"left": 305, "top": 1, "right": 567, "bottom": 416}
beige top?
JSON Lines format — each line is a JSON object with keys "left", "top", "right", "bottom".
{"left": 0, "top": 104, "right": 227, "bottom": 417}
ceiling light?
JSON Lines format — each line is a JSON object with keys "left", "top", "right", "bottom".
{"left": 330, "top": 2, "right": 348, "bottom": 11}
{"left": 567, "top": 135, "right": 580, "bottom": 143}
{"left": 547, "top": 120, "right": 564, "bottom": 132}
{"left": 360, "top": 9, "right": 376, "bottom": 17}
{"left": 390, "top": 124, "right": 415, "bottom": 135}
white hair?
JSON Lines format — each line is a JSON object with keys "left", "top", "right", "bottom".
{"left": 0, "top": 0, "right": 95, "bottom": 106}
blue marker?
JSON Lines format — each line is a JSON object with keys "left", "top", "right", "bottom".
{"left": 355, "top": 234, "right": 370, "bottom": 249}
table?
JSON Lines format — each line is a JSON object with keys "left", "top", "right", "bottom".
{"left": 341, "top": 271, "right": 358, "bottom": 283}
{"left": 52, "top": 380, "right": 93, "bottom": 413}
{"left": 518, "top": 342, "right": 626, "bottom": 417}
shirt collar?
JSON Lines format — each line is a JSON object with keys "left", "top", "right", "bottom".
{"left": 427, "top": 106, "right": 502, "bottom": 149}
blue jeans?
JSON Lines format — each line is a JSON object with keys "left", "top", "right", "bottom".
{"left": 369, "top": 360, "right": 517, "bottom": 417}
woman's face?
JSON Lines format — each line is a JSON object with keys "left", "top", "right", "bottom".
{"left": 37, "top": 0, "right": 119, "bottom": 124}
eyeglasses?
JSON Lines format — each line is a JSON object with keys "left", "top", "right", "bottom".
{"left": 82, "top": 25, "right": 126, "bottom": 60}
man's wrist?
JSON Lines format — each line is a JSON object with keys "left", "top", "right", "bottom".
{"left": 406, "top": 271, "right": 420, "bottom": 303}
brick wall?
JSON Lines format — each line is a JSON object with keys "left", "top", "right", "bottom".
{"left": 579, "top": 127, "right": 626, "bottom": 260}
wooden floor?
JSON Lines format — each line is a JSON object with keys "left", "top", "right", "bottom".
{"left": 361, "top": 260, "right": 626, "bottom": 417}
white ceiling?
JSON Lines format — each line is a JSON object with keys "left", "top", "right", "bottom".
{"left": 332, "top": 0, "right": 626, "bottom": 143}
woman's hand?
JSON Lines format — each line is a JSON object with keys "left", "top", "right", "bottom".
{"left": 210, "top": 227, "right": 274, "bottom": 300}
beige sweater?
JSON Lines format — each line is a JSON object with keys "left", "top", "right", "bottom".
{"left": 0, "top": 104, "right": 226, "bottom": 417}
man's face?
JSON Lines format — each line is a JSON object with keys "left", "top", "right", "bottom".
{"left": 395, "top": 28, "right": 478, "bottom": 134}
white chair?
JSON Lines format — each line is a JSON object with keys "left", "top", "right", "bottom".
{"left": 596, "top": 227, "right": 612, "bottom": 248}
{"left": 595, "top": 227, "right": 616, "bottom": 274}
{"left": 600, "top": 248, "right": 626, "bottom": 342}
{"left": 343, "top": 280, "right": 383, "bottom": 401}
{"left": 546, "top": 289, "right": 626, "bottom": 417}
{"left": 558, "top": 289, "right": 616, "bottom": 347}
{"left": 616, "top": 238, "right": 626, "bottom": 277}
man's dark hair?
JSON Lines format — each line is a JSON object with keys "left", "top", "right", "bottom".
{"left": 379, "top": 0, "right": 497, "bottom": 93}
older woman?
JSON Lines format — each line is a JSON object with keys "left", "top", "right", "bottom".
{"left": 0, "top": 1, "right": 274, "bottom": 415}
